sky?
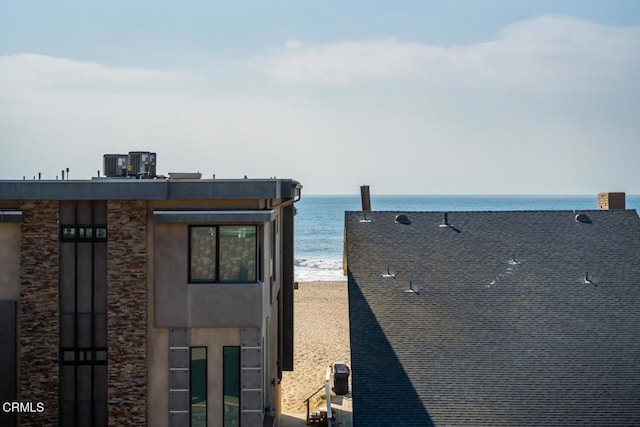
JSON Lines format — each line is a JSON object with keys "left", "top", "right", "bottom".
{"left": 1, "top": 1, "right": 639, "bottom": 194}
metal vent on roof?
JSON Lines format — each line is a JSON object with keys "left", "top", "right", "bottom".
{"left": 584, "top": 272, "right": 598, "bottom": 286}
{"left": 395, "top": 214, "right": 411, "bottom": 225}
{"left": 438, "top": 212, "right": 461, "bottom": 233}
{"left": 359, "top": 213, "right": 371, "bottom": 223}
{"left": 438, "top": 212, "right": 450, "bottom": 227}
{"left": 575, "top": 213, "right": 592, "bottom": 223}
{"left": 402, "top": 280, "right": 421, "bottom": 295}
{"left": 380, "top": 267, "right": 396, "bottom": 278}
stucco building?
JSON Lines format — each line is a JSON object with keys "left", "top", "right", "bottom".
{"left": 0, "top": 175, "right": 301, "bottom": 427}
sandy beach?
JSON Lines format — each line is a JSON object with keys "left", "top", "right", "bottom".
{"left": 280, "top": 280, "right": 352, "bottom": 423}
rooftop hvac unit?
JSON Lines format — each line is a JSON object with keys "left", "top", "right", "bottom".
{"left": 128, "top": 151, "right": 157, "bottom": 178}
{"left": 103, "top": 154, "right": 129, "bottom": 177}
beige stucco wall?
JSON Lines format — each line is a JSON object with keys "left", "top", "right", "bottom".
{"left": 154, "top": 222, "right": 189, "bottom": 326}
{"left": 154, "top": 221, "right": 264, "bottom": 327}
{"left": 147, "top": 199, "right": 286, "bottom": 426}
{"left": 146, "top": 210, "right": 170, "bottom": 427}
{"left": 191, "top": 327, "right": 241, "bottom": 427}
{"left": 0, "top": 223, "right": 20, "bottom": 299}
{"left": 147, "top": 326, "right": 169, "bottom": 426}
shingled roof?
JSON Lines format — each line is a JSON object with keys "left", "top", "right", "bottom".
{"left": 345, "top": 209, "right": 640, "bottom": 426}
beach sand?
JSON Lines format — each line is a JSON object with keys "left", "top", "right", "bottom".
{"left": 280, "top": 280, "right": 352, "bottom": 424}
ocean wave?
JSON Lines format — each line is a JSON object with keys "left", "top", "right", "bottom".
{"left": 294, "top": 257, "right": 345, "bottom": 282}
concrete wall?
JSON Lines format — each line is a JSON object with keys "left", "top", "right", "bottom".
{"left": 154, "top": 223, "right": 189, "bottom": 325}
{"left": 154, "top": 222, "right": 264, "bottom": 328}
{"left": 146, "top": 326, "right": 169, "bottom": 426}
{"left": 262, "top": 217, "right": 282, "bottom": 418}
{"left": 146, "top": 205, "right": 170, "bottom": 427}
{"left": 281, "top": 204, "right": 295, "bottom": 371}
{"left": 191, "top": 327, "right": 241, "bottom": 427}
{"left": 150, "top": 199, "right": 264, "bottom": 211}
{"left": 148, "top": 200, "right": 281, "bottom": 427}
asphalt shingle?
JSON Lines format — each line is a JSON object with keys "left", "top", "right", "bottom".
{"left": 345, "top": 209, "right": 640, "bottom": 426}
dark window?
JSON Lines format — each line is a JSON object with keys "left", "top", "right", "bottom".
{"left": 95, "top": 227, "right": 107, "bottom": 239}
{"left": 59, "top": 201, "right": 108, "bottom": 427}
{"left": 223, "top": 347, "right": 240, "bottom": 427}
{"left": 60, "top": 225, "right": 107, "bottom": 242}
{"left": 190, "top": 347, "right": 207, "bottom": 427}
{"left": 60, "top": 348, "right": 107, "bottom": 365}
{"left": 190, "top": 225, "right": 258, "bottom": 283}
{"left": 62, "top": 227, "right": 76, "bottom": 239}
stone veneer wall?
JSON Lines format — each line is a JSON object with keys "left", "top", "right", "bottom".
{"left": 107, "top": 200, "right": 147, "bottom": 426}
{"left": 19, "top": 200, "right": 60, "bottom": 426}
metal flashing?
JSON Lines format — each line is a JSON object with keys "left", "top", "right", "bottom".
{"left": 0, "top": 179, "right": 299, "bottom": 201}
{"left": 0, "top": 211, "right": 22, "bottom": 223}
{"left": 153, "top": 209, "right": 276, "bottom": 223}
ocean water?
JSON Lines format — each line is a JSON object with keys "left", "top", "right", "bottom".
{"left": 293, "top": 194, "right": 640, "bottom": 282}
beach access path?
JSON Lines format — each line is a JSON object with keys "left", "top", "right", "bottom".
{"left": 280, "top": 281, "right": 352, "bottom": 427}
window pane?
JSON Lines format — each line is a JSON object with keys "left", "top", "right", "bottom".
{"left": 190, "top": 227, "right": 217, "bottom": 282}
{"left": 223, "top": 347, "right": 240, "bottom": 427}
{"left": 60, "top": 365, "right": 76, "bottom": 426}
{"left": 62, "top": 227, "right": 76, "bottom": 239}
{"left": 219, "top": 226, "right": 257, "bottom": 282}
{"left": 191, "top": 347, "right": 207, "bottom": 427}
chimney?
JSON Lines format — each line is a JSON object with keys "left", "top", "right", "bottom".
{"left": 598, "top": 192, "right": 626, "bottom": 210}
{"left": 360, "top": 185, "right": 371, "bottom": 211}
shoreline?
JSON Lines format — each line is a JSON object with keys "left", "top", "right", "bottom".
{"left": 281, "top": 280, "right": 350, "bottom": 416}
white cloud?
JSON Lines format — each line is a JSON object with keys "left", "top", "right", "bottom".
{"left": 0, "top": 53, "right": 178, "bottom": 95}
{"left": 283, "top": 39, "right": 304, "bottom": 50}
{"left": 259, "top": 38, "right": 440, "bottom": 84}
{"left": 0, "top": 53, "right": 336, "bottom": 181}
{"left": 1, "top": 16, "right": 639, "bottom": 194}
{"left": 259, "top": 15, "right": 640, "bottom": 91}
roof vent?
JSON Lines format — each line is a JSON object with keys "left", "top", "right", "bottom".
{"left": 395, "top": 214, "right": 411, "bottom": 225}
{"left": 584, "top": 272, "right": 597, "bottom": 286}
{"left": 359, "top": 212, "right": 371, "bottom": 223}
{"left": 403, "top": 280, "right": 421, "bottom": 295}
{"left": 575, "top": 213, "right": 592, "bottom": 223}
{"left": 439, "top": 212, "right": 449, "bottom": 227}
{"left": 438, "top": 212, "right": 461, "bottom": 233}
{"left": 380, "top": 267, "right": 396, "bottom": 278}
